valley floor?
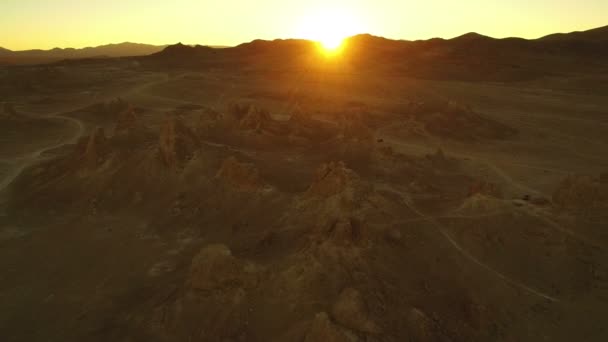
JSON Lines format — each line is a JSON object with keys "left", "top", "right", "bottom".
{"left": 1, "top": 63, "right": 607, "bottom": 341}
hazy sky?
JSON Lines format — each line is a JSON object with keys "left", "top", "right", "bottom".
{"left": 1, "top": 0, "right": 607, "bottom": 50}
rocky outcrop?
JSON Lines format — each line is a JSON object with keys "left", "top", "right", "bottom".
{"left": 158, "top": 115, "right": 199, "bottom": 168}
{"left": 78, "top": 127, "right": 109, "bottom": 169}
{"left": 315, "top": 217, "right": 366, "bottom": 247}
{"left": 215, "top": 156, "right": 268, "bottom": 192}
{"left": 91, "top": 98, "right": 129, "bottom": 115}
{"left": 288, "top": 105, "right": 335, "bottom": 142}
{"left": 306, "top": 162, "right": 363, "bottom": 198}
{"left": 341, "top": 119, "right": 374, "bottom": 142}
{"left": 407, "top": 100, "right": 516, "bottom": 141}
{"left": 197, "top": 107, "right": 223, "bottom": 131}
{"left": 331, "top": 288, "right": 380, "bottom": 334}
{"left": 288, "top": 104, "right": 310, "bottom": 125}
{"left": 114, "top": 105, "right": 140, "bottom": 134}
{"left": 187, "top": 244, "right": 258, "bottom": 292}
{"left": 239, "top": 105, "right": 271, "bottom": 131}
{"left": 468, "top": 180, "right": 502, "bottom": 198}
{"left": 305, "top": 312, "right": 355, "bottom": 342}
{"left": 458, "top": 193, "right": 507, "bottom": 213}
{"left": 336, "top": 107, "right": 374, "bottom": 142}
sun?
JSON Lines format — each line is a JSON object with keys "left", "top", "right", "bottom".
{"left": 320, "top": 35, "right": 344, "bottom": 51}
{"left": 295, "top": 8, "right": 364, "bottom": 55}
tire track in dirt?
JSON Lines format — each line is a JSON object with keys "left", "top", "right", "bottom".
{"left": 392, "top": 188, "right": 560, "bottom": 302}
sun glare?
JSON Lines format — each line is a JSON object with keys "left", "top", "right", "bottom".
{"left": 295, "top": 8, "right": 364, "bottom": 55}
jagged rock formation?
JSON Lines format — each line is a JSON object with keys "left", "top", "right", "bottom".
{"left": 331, "top": 109, "right": 375, "bottom": 164}
{"left": 457, "top": 193, "right": 508, "bottom": 213}
{"left": 341, "top": 119, "right": 374, "bottom": 143}
{"left": 215, "top": 156, "right": 268, "bottom": 192}
{"left": 336, "top": 107, "right": 374, "bottom": 143}
{"left": 90, "top": 98, "right": 129, "bottom": 116}
{"left": 158, "top": 115, "right": 200, "bottom": 168}
{"left": 288, "top": 103, "right": 310, "bottom": 125}
{"left": 114, "top": 105, "right": 140, "bottom": 134}
{"left": 77, "top": 127, "right": 109, "bottom": 169}
{"left": 227, "top": 102, "right": 251, "bottom": 120}
{"left": 239, "top": 105, "right": 271, "bottom": 131}
{"left": 314, "top": 217, "right": 367, "bottom": 247}
{"left": 468, "top": 180, "right": 502, "bottom": 198}
{"left": 552, "top": 174, "right": 607, "bottom": 211}
{"left": 197, "top": 107, "right": 224, "bottom": 133}
{"left": 288, "top": 105, "right": 336, "bottom": 143}
{"left": 304, "top": 312, "right": 355, "bottom": 342}
{"left": 306, "top": 162, "right": 364, "bottom": 198}
{"left": 331, "top": 288, "right": 380, "bottom": 334}
{"left": 407, "top": 100, "right": 516, "bottom": 140}
{"left": 187, "top": 244, "right": 258, "bottom": 291}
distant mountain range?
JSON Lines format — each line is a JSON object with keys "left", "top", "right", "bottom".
{"left": 0, "top": 42, "right": 168, "bottom": 58}
{"left": 0, "top": 42, "right": 230, "bottom": 65}
{"left": 2, "top": 25, "right": 607, "bottom": 78}
{"left": 0, "top": 42, "right": 168, "bottom": 65}
{"left": 539, "top": 25, "right": 608, "bottom": 41}
{"left": 139, "top": 25, "right": 608, "bottom": 82}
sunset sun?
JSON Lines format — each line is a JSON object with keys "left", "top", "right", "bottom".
{"left": 295, "top": 8, "right": 364, "bottom": 54}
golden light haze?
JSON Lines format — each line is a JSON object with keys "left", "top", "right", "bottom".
{"left": 1, "top": 0, "right": 607, "bottom": 50}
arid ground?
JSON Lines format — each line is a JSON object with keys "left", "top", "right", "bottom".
{"left": 1, "top": 34, "right": 607, "bottom": 342}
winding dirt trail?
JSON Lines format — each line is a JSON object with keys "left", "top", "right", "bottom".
{"left": 0, "top": 73, "right": 172, "bottom": 196}
{"left": 0, "top": 115, "right": 83, "bottom": 194}
{"left": 394, "top": 189, "right": 560, "bottom": 303}
{"left": 376, "top": 179, "right": 561, "bottom": 301}
{"left": 377, "top": 122, "right": 608, "bottom": 250}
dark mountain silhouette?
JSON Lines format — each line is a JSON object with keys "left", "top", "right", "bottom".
{"left": 139, "top": 24, "right": 608, "bottom": 81}
{"left": 0, "top": 42, "right": 167, "bottom": 58}
{"left": 151, "top": 43, "right": 215, "bottom": 57}
{"left": 4, "top": 25, "right": 607, "bottom": 80}
{"left": 0, "top": 42, "right": 169, "bottom": 65}
{"left": 540, "top": 25, "right": 608, "bottom": 41}
{"left": 450, "top": 32, "right": 493, "bottom": 42}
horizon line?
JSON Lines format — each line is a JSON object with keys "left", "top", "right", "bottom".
{"left": 1, "top": 23, "right": 606, "bottom": 52}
